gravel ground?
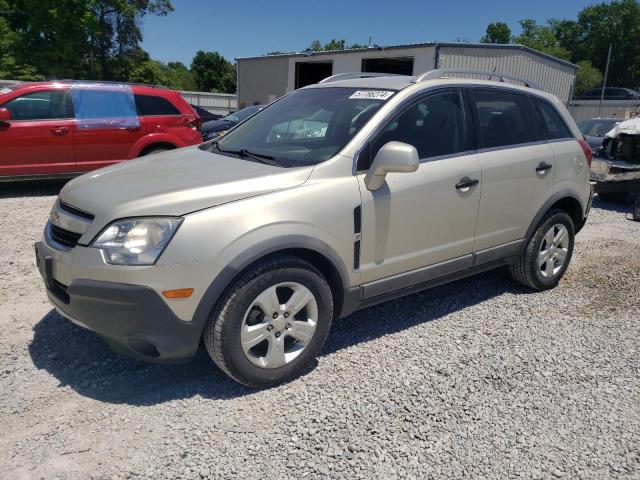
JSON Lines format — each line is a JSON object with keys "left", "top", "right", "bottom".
{"left": 1, "top": 182, "right": 639, "bottom": 480}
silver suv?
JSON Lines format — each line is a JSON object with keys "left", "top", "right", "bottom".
{"left": 36, "top": 70, "right": 593, "bottom": 387}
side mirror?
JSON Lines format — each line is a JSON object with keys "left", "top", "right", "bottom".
{"left": 0, "top": 108, "right": 10, "bottom": 122}
{"left": 364, "top": 141, "right": 419, "bottom": 191}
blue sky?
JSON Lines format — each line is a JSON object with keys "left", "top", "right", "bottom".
{"left": 141, "top": 0, "right": 604, "bottom": 66}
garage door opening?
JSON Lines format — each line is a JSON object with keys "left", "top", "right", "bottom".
{"left": 295, "top": 62, "right": 333, "bottom": 89}
{"left": 362, "top": 57, "right": 414, "bottom": 76}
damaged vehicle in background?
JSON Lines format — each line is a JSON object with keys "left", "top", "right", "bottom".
{"left": 201, "top": 105, "right": 262, "bottom": 141}
{"left": 591, "top": 117, "right": 640, "bottom": 203}
{"left": 578, "top": 118, "right": 620, "bottom": 156}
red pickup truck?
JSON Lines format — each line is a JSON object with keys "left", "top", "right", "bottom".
{"left": 0, "top": 81, "right": 202, "bottom": 180}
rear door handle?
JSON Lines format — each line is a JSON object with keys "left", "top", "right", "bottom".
{"left": 455, "top": 178, "right": 479, "bottom": 192}
{"left": 536, "top": 163, "right": 553, "bottom": 174}
{"left": 51, "top": 127, "right": 69, "bottom": 135}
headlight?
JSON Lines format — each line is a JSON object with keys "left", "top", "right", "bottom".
{"left": 91, "top": 217, "right": 182, "bottom": 265}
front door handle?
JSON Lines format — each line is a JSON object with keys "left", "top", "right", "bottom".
{"left": 536, "top": 162, "right": 553, "bottom": 175}
{"left": 51, "top": 127, "right": 69, "bottom": 135}
{"left": 455, "top": 178, "right": 479, "bottom": 192}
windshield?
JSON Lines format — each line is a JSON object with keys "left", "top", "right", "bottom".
{"left": 204, "top": 87, "right": 394, "bottom": 167}
{"left": 223, "top": 106, "right": 261, "bottom": 123}
{"left": 578, "top": 119, "right": 620, "bottom": 137}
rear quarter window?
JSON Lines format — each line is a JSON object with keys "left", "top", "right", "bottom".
{"left": 135, "top": 94, "right": 180, "bottom": 116}
{"left": 531, "top": 97, "right": 573, "bottom": 140}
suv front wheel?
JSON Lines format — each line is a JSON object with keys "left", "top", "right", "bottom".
{"left": 203, "top": 255, "right": 334, "bottom": 387}
{"left": 510, "top": 209, "right": 575, "bottom": 290}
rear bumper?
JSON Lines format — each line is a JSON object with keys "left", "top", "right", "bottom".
{"left": 36, "top": 242, "right": 202, "bottom": 363}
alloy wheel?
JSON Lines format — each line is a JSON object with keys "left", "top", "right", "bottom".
{"left": 538, "top": 223, "right": 570, "bottom": 279}
{"left": 240, "top": 282, "right": 318, "bottom": 369}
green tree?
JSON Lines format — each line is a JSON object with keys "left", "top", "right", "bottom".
{"left": 190, "top": 50, "right": 236, "bottom": 93}
{"left": 306, "top": 39, "right": 366, "bottom": 52}
{"left": 515, "top": 19, "right": 572, "bottom": 61}
{"left": 85, "top": 0, "right": 173, "bottom": 80}
{"left": 322, "top": 39, "right": 346, "bottom": 51}
{"left": 574, "top": 60, "right": 603, "bottom": 95}
{"left": 0, "top": 0, "right": 42, "bottom": 79}
{"left": 480, "top": 22, "right": 511, "bottom": 44}
{"left": 0, "top": 0, "right": 172, "bottom": 81}
{"left": 572, "top": 0, "right": 640, "bottom": 89}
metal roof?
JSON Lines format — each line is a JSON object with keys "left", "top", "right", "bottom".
{"left": 236, "top": 41, "right": 579, "bottom": 71}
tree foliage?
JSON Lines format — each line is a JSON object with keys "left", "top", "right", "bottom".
{"left": 574, "top": 60, "right": 603, "bottom": 95}
{"left": 481, "top": 22, "right": 511, "bottom": 44}
{"left": 190, "top": 50, "right": 236, "bottom": 93}
{"left": 307, "top": 39, "right": 367, "bottom": 52}
{"left": 483, "top": 0, "right": 640, "bottom": 90}
{"left": 514, "top": 19, "right": 572, "bottom": 61}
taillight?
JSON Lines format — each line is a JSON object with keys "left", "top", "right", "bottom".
{"left": 578, "top": 137, "right": 592, "bottom": 168}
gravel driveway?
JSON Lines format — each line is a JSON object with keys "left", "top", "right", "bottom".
{"left": 1, "top": 182, "right": 638, "bottom": 480}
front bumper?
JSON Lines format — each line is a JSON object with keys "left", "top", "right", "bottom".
{"left": 35, "top": 241, "right": 203, "bottom": 362}
{"left": 590, "top": 157, "right": 640, "bottom": 192}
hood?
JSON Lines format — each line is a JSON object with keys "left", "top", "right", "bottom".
{"left": 606, "top": 117, "right": 640, "bottom": 138}
{"left": 202, "top": 119, "right": 235, "bottom": 134}
{"left": 60, "top": 146, "right": 313, "bottom": 221}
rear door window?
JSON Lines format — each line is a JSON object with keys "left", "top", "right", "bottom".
{"left": 471, "top": 89, "right": 540, "bottom": 149}
{"left": 70, "top": 83, "right": 139, "bottom": 129}
{"left": 531, "top": 97, "right": 573, "bottom": 140}
{"left": 73, "top": 89, "right": 135, "bottom": 118}
{"left": 2, "top": 90, "right": 73, "bottom": 120}
{"left": 135, "top": 94, "right": 180, "bottom": 116}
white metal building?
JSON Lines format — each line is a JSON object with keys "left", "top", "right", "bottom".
{"left": 236, "top": 42, "right": 578, "bottom": 108}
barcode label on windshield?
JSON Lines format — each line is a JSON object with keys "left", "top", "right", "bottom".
{"left": 349, "top": 90, "right": 394, "bottom": 100}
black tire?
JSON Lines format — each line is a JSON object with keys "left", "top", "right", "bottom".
{"left": 509, "top": 209, "right": 575, "bottom": 290}
{"left": 203, "top": 255, "right": 333, "bottom": 388}
{"left": 598, "top": 192, "right": 629, "bottom": 204}
{"left": 139, "top": 146, "right": 172, "bottom": 157}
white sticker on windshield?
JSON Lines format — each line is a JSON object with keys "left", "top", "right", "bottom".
{"left": 0, "top": 88, "right": 11, "bottom": 95}
{"left": 349, "top": 90, "right": 394, "bottom": 100}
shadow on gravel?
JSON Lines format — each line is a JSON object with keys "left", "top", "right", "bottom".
{"left": 30, "top": 268, "right": 530, "bottom": 404}
{"left": 593, "top": 194, "right": 639, "bottom": 214}
{"left": 323, "top": 267, "right": 530, "bottom": 356}
{"left": 0, "top": 179, "right": 69, "bottom": 199}
{"left": 29, "top": 311, "right": 254, "bottom": 404}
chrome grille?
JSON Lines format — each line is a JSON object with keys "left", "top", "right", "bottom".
{"left": 59, "top": 201, "right": 95, "bottom": 221}
{"left": 50, "top": 223, "right": 82, "bottom": 248}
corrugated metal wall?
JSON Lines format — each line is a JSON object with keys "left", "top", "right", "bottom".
{"left": 179, "top": 91, "right": 237, "bottom": 115}
{"left": 568, "top": 99, "right": 640, "bottom": 123}
{"left": 437, "top": 46, "right": 576, "bottom": 103}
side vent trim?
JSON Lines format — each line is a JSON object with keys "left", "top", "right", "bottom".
{"left": 353, "top": 206, "right": 362, "bottom": 270}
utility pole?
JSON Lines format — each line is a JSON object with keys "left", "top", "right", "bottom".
{"left": 598, "top": 43, "right": 612, "bottom": 118}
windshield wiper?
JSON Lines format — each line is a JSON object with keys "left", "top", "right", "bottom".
{"left": 210, "top": 141, "right": 278, "bottom": 166}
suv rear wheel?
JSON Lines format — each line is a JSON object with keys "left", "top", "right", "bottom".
{"left": 203, "top": 255, "right": 333, "bottom": 387}
{"left": 510, "top": 209, "right": 575, "bottom": 290}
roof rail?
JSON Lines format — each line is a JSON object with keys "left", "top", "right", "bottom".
{"left": 318, "top": 72, "right": 400, "bottom": 83}
{"left": 59, "top": 79, "right": 170, "bottom": 89}
{"left": 412, "top": 69, "right": 540, "bottom": 90}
